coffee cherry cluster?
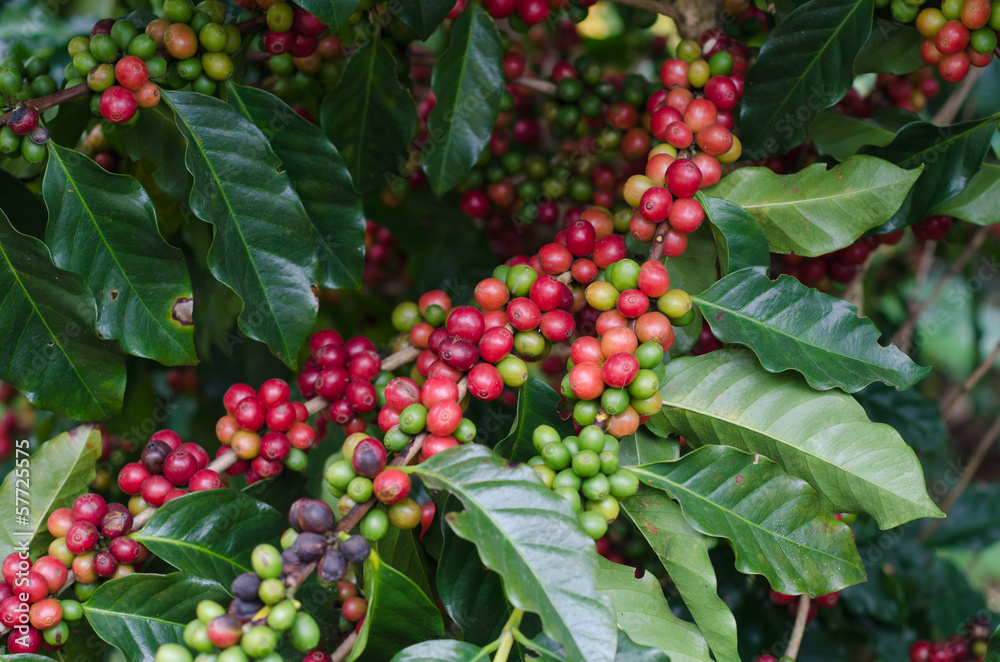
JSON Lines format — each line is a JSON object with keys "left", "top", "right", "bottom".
{"left": 361, "top": 220, "right": 406, "bottom": 285}
{"left": 527, "top": 424, "right": 640, "bottom": 540}
{"left": 0, "top": 56, "right": 53, "bottom": 164}
{"left": 259, "top": 1, "right": 327, "bottom": 59}
{"left": 0, "top": 553, "right": 84, "bottom": 654}
{"left": 0, "top": 382, "right": 31, "bottom": 462}
{"left": 909, "top": 614, "right": 992, "bottom": 662}
{"left": 63, "top": 17, "right": 167, "bottom": 125}
{"left": 887, "top": 0, "right": 999, "bottom": 81}
{"left": 766, "top": 587, "right": 840, "bottom": 626}
{"left": 838, "top": 69, "right": 941, "bottom": 116}
{"left": 297, "top": 331, "right": 386, "bottom": 437}
{"left": 45, "top": 494, "right": 151, "bottom": 598}
{"left": 215, "top": 380, "right": 315, "bottom": 482}
{"left": 483, "top": 0, "right": 597, "bottom": 29}
{"left": 118, "top": 429, "right": 225, "bottom": 506}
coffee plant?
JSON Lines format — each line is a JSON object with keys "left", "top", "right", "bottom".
{"left": 1, "top": 0, "right": 1000, "bottom": 660}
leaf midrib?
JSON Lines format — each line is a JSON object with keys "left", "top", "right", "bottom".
{"left": 49, "top": 146, "right": 194, "bottom": 362}
{"left": 129, "top": 533, "right": 251, "bottom": 575}
{"left": 0, "top": 221, "right": 108, "bottom": 417}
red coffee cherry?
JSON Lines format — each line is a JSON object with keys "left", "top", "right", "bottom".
{"left": 665, "top": 159, "right": 704, "bottom": 198}
{"left": 259, "top": 378, "right": 291, "bottom": 408}
{"left": 114, "top": 55, "right": 149, "bottom": 91}
{"left": 479, "top": 326, "right": 514, "bottom": 363}
{"left": 639, "top": 186, "right": 673, "bottom": 223}
{"left": 446, "top": 306, "right": 486, "bottom": 344}
{"left": 603, "top": 352, "right": 640, "bottom": 388}
{"left": 565, "top": 220, "right": 597, "bottom": 257}
{"left": 373, "top": 468, "right": 412, "bottom": 504}
{"left": 99, "top": 86, "right": 138, "bottom": 124}
{"left": 224, "top": 383, "right": 256, "bottom": 415}
{"left": 468, "top": 363, "right": 504, "bottom": 401}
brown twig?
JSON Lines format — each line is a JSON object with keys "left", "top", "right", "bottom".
{"left": 891, "top": 227, "right": 990, "bottom": 353}
{"left": 940, "top": 338, "right": 1000, "bottom": 419}
{"left": 509, "top": 76, "right": 558, "bottom": 96}
{"left": 932, "top": 66, "right": 985, "bottom": 126}
{"left": 919, "top": 413, "right": 1000, "bottom": 542}
{"left": 647, "top": 222, "right": 670, "bottom": 262}
{"left": 784, "top": 594, "right": 811, "bottom": 660}
{"left": 330, "top": 631, "right": 359, "bottom": 662}
{"left": 842, "top": 251, "right": 875, "bottom": 313}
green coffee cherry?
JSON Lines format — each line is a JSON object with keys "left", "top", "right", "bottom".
{"left": 454, "top": 418, "right": 477, "bottom": 443}
{"left": 572, "top": 450, "right": 601, "bottom": 478}
{"left": 184, "top": 620, "right": 215, "bottom": 653}
{"left": 217, "top": 647, "right": 249, "bottom": 662}
{"left": 573, "top": 399, "right": 599, "bottom": 426}
{"left": 241, "top": 625, "right": 279, "bottom": 657}
{"left": 578, "top": 510, "right": 607, "bottom": 539}
{"left": 196, "top": 599, "right": 226, "bottom": 624}
{"left": 111, "top": 19, "right": 138, "bottom": 50}
{"left": 582, "top": 473, "right": 611, "bottom": 501}
{"left": 90, "top": 33, "right": 119, "bottom": 63}
{"left": 0, "top": 126, "right": 21, "bottom": 155}
{"left": 289, "top": 612, "right": 321, "bottom": 651}
{"left": 67, "top": 36, "right": 91, "bottom": 58}
{"left": 541, "top": 442, "right": 571, "bottom": 471}
{"left": 61, "top": 599, "right": 84, "bottom": 621}
{"left": 43, "top": 620, "right": 70, "bottom": 646}
{"left": 258, "top": 578, "right": 285, "bottom": 605}
{"left": 0, "top": 67, "right": 23, "bottom": 97}
{"left": 285, "top": 447, "right": 308, "bottom": 472}
{"left": 533, "top": 464, "right": 556, "bottom": 488}
{"left": 155, "top": 643, "right": 194, "bottom": 662}
{"left": 609, "top": 469, "right": 639, "bottom": 499}
{"left": 22, "top": 138, "right": 47, "bottom": 164}
{"left": 128, "top": 33, "right": 157, "bottom": 59}
{"left": 586, "top": 495, "right": 620, "bottom": 522}
{"left": 360, "top": 507, "right": 389, "bottom": 541}
{"left": 392, "top": 301, "right": 420, "bottom": 331}
{"left": 497, "top": 356, "right": 528, "bottom": 387}
{"left": 347, "top": 476, "right": 374, "bottom": 502}
{"left": 251, "top": 544, "right": 283, "bottom": 580}
{"left": 555, "top": 486, "right": 582, "bottom": 512}
{"left": 553, "top": 468, "right": 582, "bottom": 491}
{"left": 326, "top": 460, "right": 357, "bottom": 491}
{"left": 267, "top": 599, "right": 298, "bottom": 631}
{"left": 533, "top": 425, "right": 561, "bottom": 452}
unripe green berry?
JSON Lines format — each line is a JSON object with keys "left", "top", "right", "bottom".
{"left": 155, "top": 643, "right": 194, "bottom": 662}
{"left": 360, "top": 507, "right": 389, "bottom": 541}
{"left": 184, "top": 620, "right": 215, "bottom": 653}
{"left": 553, "top": 468, "right": 583, "bottom": 491}
{"left": 289, "top": 612, "right": 321, "bottom": 651}
{"left": 609, "top": 468, "right": 639, "bottom": 499}
{"left": 241, "top": 625, "right": 279, "bottom": 658}
{"left": 582, "top": 473, "right": 611, "bottom": 501}
{"left": 251, "top": 544, "right": 283, "bottom": 579}
{"left": 197, "top": 599, "right": 225, "bottom": 624}
{"left": 555, "top": 486, "right": 582, "bottom": 512}
{"left": 266, "top": 599, "right": 298, "bottom": 631}
{"left": 258, "top": 578, "right": 285, "bottom": 605}
{"left": 111, "top": 19, "right": 138, "bottom": 51}
{"left": 392, "top": 301, "right": 420, "bottom": 331}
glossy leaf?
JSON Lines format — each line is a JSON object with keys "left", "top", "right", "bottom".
{"left": 697, "top": 193, "right": 770, "bottom": 277}
{"left": 739, "top": 0, "right": 873, "bottom": 157}
{"left": 424, "top": 4, "right": 505, "bottom": 196}
{"left": 987, "top": 624, "right": 1000, "bottom": 662}
{"left": 376, "top": 523, "right": 436, "bottom": 600}
{"left": 43, "top": 142, "right": 196, "bottom": 366}
{"left": 620, "top": 487, "right": 740, "bottom": 662}
{"left": 0, "top": 208, "right": 126, "bottom": 420}
{"left": 618, "top": 425, "right": 679, "bottom": 467}
{"left": 294, "top": 0, "right": 361, "bottom": 32}
{"left": 349, "top": 550, "right": 445, "bottom": 662}
{"left": 930, "top": 162, "right": 1000, "bottom": 226}
{"left": 861, "top": 114, "right": 999, "bottom": 233}
{"left": 632, "top": 446, "right": 865, "bottom": 596}
{"left": 412, "top": 445, "right": 618, "bottom": 662}
{"left": 394, "top": 0, "right": 454, "bottom": 39}
{"left": 84, "top": 573, "right": 230, "bottom": 661}
{"left": 321, "top": 37, "right": 418, "bottom": 195}
{"left": 391, "top": 640, "right": 487, "bottom": 662}
{"left": 596, "top": 557, "right": 711, "bottom": 662}
{"left": 809, "top": 107, "right": 918, "bottom": 161}
{"left": 854, "top": 382, "right": 946, "bottom": 455}
{"left": 132, "top": 489, "right": 287, "bottom": 586}
{"left": 925, "top": 482, "right": 1000, "bottom": 550}
{"left": 226, "top": 82, "right": 365, "bottom": 290}
{"left": 613, "top": 631, "right": 672, "bottom": 662}
{"left": 494, "top": 376, "right": 573, "bottom": 461}
{"left": 119, "top": 103, "right": 193, "bottom": 201}
{"left": 694, "top": 267, "right": 930, "bottom": 391}
{"left": 0, "top": 164, "right": 47, "bottom": 237}
{"left": 706, "top": 155, "right": 921, "bottom": 256}
{"left": 663, "top": 226, "right": 718, "bottom": 355}
{"left": 854, "top": 19, "right": 925, "bottom": 75}
{"left": 163, "top": 90, "right": 318, "bottom": 368}
{"left": 0, "top": 425, "right": 101, "bottom": 560}
{"left": 648, "top": 349, "right": 944, "bottom": 528}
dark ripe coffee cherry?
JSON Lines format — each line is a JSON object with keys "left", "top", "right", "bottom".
{"left": 293, "top": 498, "right": 335, "bottom": 534}
{"left": 142, "top": 440, "right": 172, "bottom": 475}
{"left": 93, "top": 551, "right": 118, "bottom": 578}
{"left": 292, "top": 5, "right": 327, "bottom": 36}
{"left": 439, "top": 336, "right": 480, "bottom": 371}
{"left": 913, "top": 215, "right": 953, "bottom": 241}
{"left": 72, "top": 493, "right": 108, "bottom": 526}
{"left": 317, "top": 547, "right": 347, "bottom": 584}
{"left": 5, "top": 624, "right": 40, "bottom": 653}
{"left": 223, "top": 383, "right": 256, "bottom": 415}
{"left": 100, "top": 507, "right": 133, "bottom": 539}
{"left": 349, "top": 351, "right": 382, "bottom": 381}
{"left": 265, "top": 402, "right": 296, "bottom": 432}
{"left": 109, "top": 536, "right": 141, "bottom": 564}
{"left": 316, "top": 343, "right": 348, "bottom": 368}
{"left": 259, "top": 432, "right": 291, "bottom": 462}
{"left": 530, "top": 275, "right": 565, "bottom": 313}
{"left": 258, "top": 378, "right": 290, "bottom": 408}
{"left": 231, "top": 572, "right": 262, "bottom": 602}
{"left": 446, "top": 306, "right": 486, "bottom": 344}
{"left": 7, "top": 105, "right": 39, "bottom": 136}
{"left": 339, "top": 535, "right": 371, "bottom": 565}
{"left": 292, "top": 532, "right": 327, "bottom": 562}
{"left": 91, "top": 17, "right": 115, "bottom": 37}
{"left": 352, "top": 439, "right": 387, "bottom": 478}
{"left": 99, "top": 86, "right": 138, "bottom": 124}
{"left": 328, "top": 398, "right": 354, "bottom": 425}
{"left": 343, "top": 336, "right": 377, "bottom": 358}
{"left": 316, "top": 366, "right": 349, "bottom": 401}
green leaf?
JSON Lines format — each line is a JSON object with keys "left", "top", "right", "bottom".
{"left": 613, "top": 631, "right": 671, "bottom": 662}
{"left": 0, "top": 425, "right": 101, "bottom": 560}
{"left": 391, "top": 640, "right": 487, "bottom": 662}
{"left": 620, "top": 487, "right": 739, "bottom": 662}
{"left": 394, "top": 0, "right": 454, "bottom": 39}
{"left": 349, "top": 551, "right": 445, "bottom": 662}
{"left": 925, "top": 482, "right": 1000, "bottom": 550}
{"left": 693, "top": 267, "right": 929, "bottom": 392}
{"left": 854, "top": 19, "right": 925, "bottom": 75}
{"left": 596, "top": 557, "right": 711, "bottom": 662}
{"left": 739, "top": 0, "right": 874, "bottom": 157}
{"left": 809, "top": 107, "right": 918, "bottom": 161}
{"left": 648, "top": 349, "right": 943, "bottom": 528}
{"left": 226, "top": 82, "right": 366, "bottom": 289}
{"left": 697, "top": 193, "right": 770, "bottom": 277}
{"left": 375, "top": 523, "right": 436, "bottom": 600}
{"left": 84, "top": 573, "right": 230, "bottom": 661}
{"left": 412, "top": 445, "right": 618, "bottom": 662}
{"left": 43, "top": 142, "right": 196, "bottom": 366}
{"left": 631, "top": 446, "right": 865, "bottom": 596}
{"left": 293, "top": 0, "right": 361, "bottom": 32}
{"left": 119, "top": 103, "right": 193, "bottom": 201}
{"left": 131, "top": 489, "right": 287, "bottom": 586}
{"left": 494, "top": 376, "right": 573, "bottom": 461}
{"left": 930, "top": 162, "right": 1000, "bottom": 226}
{"left": 986, "top": 624, "right": 1000, "bottom": 662}
{"left": 853, "top": 382, "right": 946, "bottom": 455}
{"left": 861, "top": 114, "right": 999, "bottom": 233}
{"left": 706, "top": 155, "right": 921, "bottom": 256}
{"left": 424, "top": 4, "right": 504, "bottom": 196}
{"left": 163, "top": 90, "right": 318, "bottom": 368}
{"left": 663, "top": 225, "right": 717, "bottom": 355}
{"left": 618, "top": 425, "right": 679, "bottom": 467}
{"left": 321, "top": 37, "right": 418, "bottom": 195}
{"left": 0, "top": 169, "right": 47, "bottom": 237}
{"left": 437, "top": 518, "right": 514, "bottom": 646}
{"left": 0, "top": 208, "right": 126, "bottom": 420}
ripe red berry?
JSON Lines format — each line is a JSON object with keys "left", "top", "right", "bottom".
{"left": 569, "top": 362, "right": 605, "bottom": 400}
{"left": 66, "top": 521, "right": 100, "bottom": 554}
{"left": 352, "top": 438, "right": 387, "bottom": 478}
{"left": 517, "top": 0, "right": 550, "bottom": 24}
{"left": 936, "top": 20, "right": 970, "bottom": 55}
{"left": 639, "top": 186, "right": 673, "bottom": 223}
{"left": 258, "top": 378, "right": 291, "bottom": 408}
{"left": 705, "top": 76, "right": 738, "bottom": 111}
{"left": 659, "top": 58, "right": 689, "bottom": 88}
{"left": 665, "top": 159, "right": 704, "bottom": 198}
{"left": 540, "top": 310, "right": 575, "bottom": 342}
{"left": 99, "top": 86, "right": 138, "bottom": 124}
{"left": 140, "top": 475, "right": 174, "bottom": 507}
{"left": 118, "top": 462, "right": 150, "bottom": 495}
{"left": 100, "top": 507, "right": 133, "bottom": 539}
{"left": 616, "top": 289, "right": 650, "bottom": 318}
{"left": 114, "top": 55, "right": 149, "bottom": 91}
{"left": 346, "top": 380, "right": 378, "bottom": 413}
{"left": 592, "top": 235, "right": 627, "bottom": 269}
{"left": 485, "top": 0, "right": 517, "bottom": 18}
{"left": 292, "top": 5, "right": 327, "bottom": 36}
{"left": 566, "top": 220, "right": 597, "bottom": 257}
{"left": 310, "top": 329, "right": 344, "bottom": 353}
{"left": 668, "top": 197, "right": 705, "bottom": 233}
{"left": 460, "top": 189, "right": 490, "bottom": 218}
{"left": 72, "top": 493, "right": 108, "bottom": 526}
{"left": 373, "top": 468, "right": 412, "bottom": 504}
{"left": 422, "top": 377, "right": 460, "bottom": 408}
{"left": 223, "top": 383, "right": 256, "bottom": 415}
{"left": 507, "top": 297, "right": 543, "bottom": 331}
{"left": 349, "top": 351, "right": 382, "bottom": 381}
{"left": 265, "top": 402, "right": 297, "bottom": 432}
{"left": 638, "top": 265, "right": 670, "bottom": 298}
{"left": 446, "top": 306, "right": 486, "bottom": 343}
{"left": 530, "top": 275, "right": 565, "bottom": 312}
{"left": 6, "top": 105, "right": 39, "bottom": 136}
{"left": 235, "top": 396, "right": 266, "bottom": 431}
{"left": 384, "top": 377, "right": 421, "bottom": 411}
{"left": 344, "top": 336, "right": 377, "bottom": 359}
{"left": 467, "top": 363, "right": 504, "bottom": 400}
{"left": 603, "top": 352, "right": 640, "bottom": 388}
{"left": 427, "top": 399, "right": 462, "bottom": 436}
{"left": 32, "top": 556, "right": 68, "bottom": 594}
{"left": 316, "top": 366, "right": 349, "bottom": 401}
{"left": 479, "top": 326, "right": 514, "bottom": 363}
